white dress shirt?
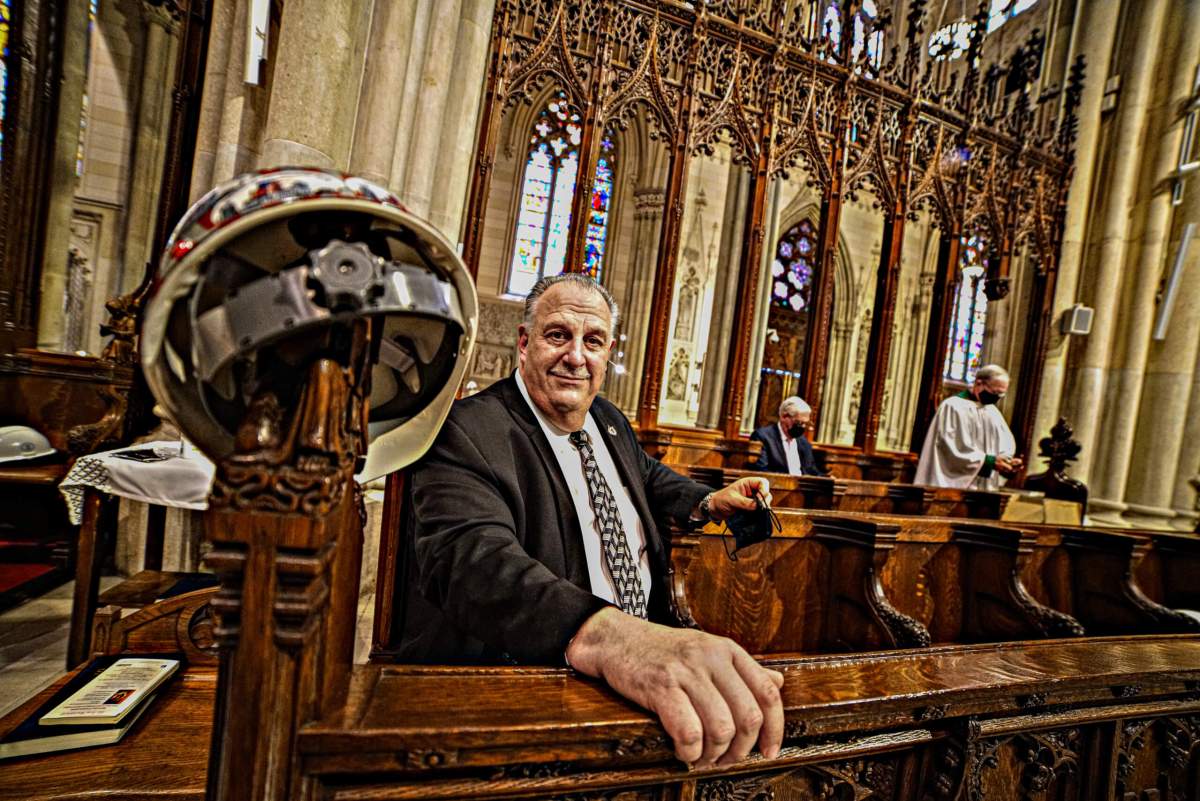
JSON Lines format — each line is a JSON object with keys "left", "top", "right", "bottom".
{"left": 779, "top": 423, "right": 804, "bottom": 476}
{"left": 514, "top": 370, "right": 652, "bottom": 605}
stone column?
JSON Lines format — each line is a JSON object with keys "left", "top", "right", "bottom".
{"left": 1171, "top": 339, "right": 1200, "bottom": 528}
{"left": 189, "top": 0, "right": 236, "bottom": 199}
{"left": 696, "top": 167, "right": 750, "bottom": 429}
{"left": 348, "top": 0, "right": 420, "bottom": 186}
{"left": 394, "top": 0, "right": 465, "bottom": 217}
{"left": 1092, "top": 0, "right": 1199, "bottom": 511}
{"left": 427, "top": 0, "right": 496, "bottom": 238}
{"left": 387, "top": 2, "right": 435, "bottom": 191}
{"left": 120, "top": 1, "right": 182, "bottom": 292}
{"left": 1127, "top": 207, "right": 1200, "bottom": 523}
{"left": 738, "top": 178, "right": 783, "bottom": 433}
{"left": 258, "top": 0, "right": 373, "bottom": 169}
{"left": 1125, "top": 17, "right": 1200, "bottom": 520}
{"left": 35, "top": 0, "right": 92, "bottom": 350}
{"left": 349, "top": 0, "right": 493, "bottom": 241}
{"left": 207, "top": 0, "right": 266, "bottom": 186}
{"left": 613, "top": 188, "right": 664, "bottom": 414}
{"left": 819, "top": 320, "right": 853, "bottom": 442}
{"left": 1060, "top": 0, "right": 1169, "bottom": 485}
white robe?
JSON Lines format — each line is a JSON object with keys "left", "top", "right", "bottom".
{"left": 914, "top": 394, "right": 1016, "bottom": 490}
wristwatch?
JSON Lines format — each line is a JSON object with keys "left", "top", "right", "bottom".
{"left": 697, "top": 492, "right": 715, "bottom": 523}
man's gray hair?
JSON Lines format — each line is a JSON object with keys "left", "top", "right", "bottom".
{"left": 975, "top": 364, "right": 1009, "bottom": 383}
{"left": 779, "top": 396, "right": 811, "bottom": 416}
{"left": 522, "top": 273, "right": 620, "bottom": 330}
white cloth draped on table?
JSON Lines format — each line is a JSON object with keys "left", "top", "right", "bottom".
{"left": 58, "top": 441, "right": 215, "bottom": 525}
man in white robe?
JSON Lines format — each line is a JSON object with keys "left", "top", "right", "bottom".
{"left": 914, "top": 364, "right": 1022, "bottom": 490}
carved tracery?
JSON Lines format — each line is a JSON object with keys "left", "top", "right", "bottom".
{"left": 464, "top": 0, "right": 1080, "bottom": 461}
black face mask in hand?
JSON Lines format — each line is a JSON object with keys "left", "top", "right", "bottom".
{"left": 723, "top": 492, "right": 782, "bottom": 561}
{"left": 978, "top": 390, "right": 1004, "bottom": 406}
{"left": 787, "top": 423, "right": 806, "bottom": 439}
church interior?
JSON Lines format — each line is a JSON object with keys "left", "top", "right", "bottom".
{"left": 2, "top": 0, "right": 1200, "bottom": 798}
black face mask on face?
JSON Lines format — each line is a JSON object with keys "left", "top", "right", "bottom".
{"left": 787, "top": 423, "right": 807, "bottom": 439}
{"left": 978, "top": 390, "right": 1004, "bottom": 406}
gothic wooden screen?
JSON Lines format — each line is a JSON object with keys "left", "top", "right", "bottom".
{"left": 463, "top": 0, "right": 1082, "bottom": 465}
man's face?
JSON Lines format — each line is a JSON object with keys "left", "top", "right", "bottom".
{"left": 780, "top": 409, "right": 811, "bottom": 435}
{"left": 972, "top": 374, "right": 1010, "bottom": 402}
{"left": 518, "top": 283, "right": 614, "bottom": 425}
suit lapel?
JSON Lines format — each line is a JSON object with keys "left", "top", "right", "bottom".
{"left": 496, "top": 377, "right": 590, "bottom": 587}
{"left": 768, "top": 426, "right": 787, "bottom": 470}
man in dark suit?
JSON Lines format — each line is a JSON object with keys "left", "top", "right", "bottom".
{"left": 749, "top": 396, "right": 820, "bottom": 475}
{"left": 400, "top": 274, "right": 783, "bottom": 768}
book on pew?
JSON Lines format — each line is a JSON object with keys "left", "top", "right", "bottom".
{"left": 0, "top": 654, "right": 181, "bottom": 760}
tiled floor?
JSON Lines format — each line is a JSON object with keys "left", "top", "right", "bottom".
{"left": 0, "top": 574, "right": 378, "bottom": 720}
{"left": 0, "top": 577, "right": 121, "bottom": 718}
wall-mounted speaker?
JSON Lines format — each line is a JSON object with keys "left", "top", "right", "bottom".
{"left": 1060, "top": 304, "right": 1093, "bottom": 336}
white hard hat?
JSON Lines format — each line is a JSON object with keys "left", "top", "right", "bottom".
{"left": 141, "top": 168, "right": 478, "bottom": 480}
{"left": 0, "top": 426, "right": 56, "bottom": 463}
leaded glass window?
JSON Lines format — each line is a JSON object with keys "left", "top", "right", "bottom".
{"left": 771, "top": 219, "right": 817, "bottom": 313}
{"left": 815, "top": 0, "right": 884, "bottom": 72}
{"left": 942, "top": 237, "right": 989, "bottom": 383}
{"left": 583, "top": 135, "right": 615, "bottom": 279}
{"left": 506, "top": 92, "right": 617, "bottom": 297}
{"left": 0, "top": 0, "right": 10, "bottom": 161}
{"left": 929, "top": 0, "right": 1041, "bottom": 61}
{"left": 76, "top": 0, "right": 99, "bottom": 176}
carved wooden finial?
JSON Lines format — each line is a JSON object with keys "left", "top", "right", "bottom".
{"left": 1023, "top": 417, "right": 1088, "bottom": 507}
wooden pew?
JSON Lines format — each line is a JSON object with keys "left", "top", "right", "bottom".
{"left": 674, "top": 509, "right": 1084, "bottom": 653}
{"left": 1028, "top": 527, "right": 1200, "bottom": 636}
{"left": 1132, "top": 530, "right": 1200, "bottom": 612}
{"left": 5, "top": 631, "right": 1200, "bottom": 801}
{"left": 670, "top": 515, "right": 931, "bottom": 654}
{"left": 686, "top": 464, "right": 1010, "bottom": 519}
{"left": 671, "top": 506, "right": 1200, "bottom": 654}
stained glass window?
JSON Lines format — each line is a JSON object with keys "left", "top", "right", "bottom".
{"left": 76, "top": 0, "right": 99, "bottom": 177}
{"left": 942, "top": 237, "right": 989, "bottom": 383}
{"left": 0, "top": 0, "right": 11, "bottom": 161}
{"left": 771, "top": 219, "right": 818, "bottom": 313}
{"left": 506, "top": 92, "right": 617, "bottom": 297}
{"left": 930, "top": 0, "right": 1040, "bottom": 60}
{"left": 815, "top": 0, "right": 883, "bottom": 72}
{"left": 583, "top": 135, "right": 615, "bottom": 279}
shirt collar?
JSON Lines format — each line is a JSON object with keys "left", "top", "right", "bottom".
{"left": 778, "top": 422, "right": 793, "bottom": 443}
{"left": 514, "top": 368, "right": 592, "bottom": 439}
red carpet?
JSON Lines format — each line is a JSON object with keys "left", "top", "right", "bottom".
{"left": 0, "top": 562, "right": 55, "bottom": 595}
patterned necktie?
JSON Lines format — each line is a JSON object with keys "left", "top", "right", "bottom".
{"left": 568, "top": 429, "right": 648, "bottom": 618}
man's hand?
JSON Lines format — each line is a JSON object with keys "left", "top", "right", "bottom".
{"left": 996, "top": 455, "right": 1023, "bottom": 477}
{"left": 565, "top": 608, "right": 784, "bottom": 767}
{"left": 708, "top": 477, "right": 772, "bottom": 522}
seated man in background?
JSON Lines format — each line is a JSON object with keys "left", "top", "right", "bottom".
{"left": 399, "top": 273, "right": 784, "bottom": 768}
{"left": 914, "top": 364, "right": 1022, "bottom": 490}
{"left": 749, "top": 396, "right": 821, "bottom": 476}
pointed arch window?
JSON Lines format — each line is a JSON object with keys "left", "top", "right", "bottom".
{"left": 771, "top": 219, "right": 817, "bottom": 313}
{"left": 0, "top": 0, "right": 11, "bottom": 161}
{"left": 506, "top": 92, "right": 617, "bottom": 297}
{"left": 942, "top": 236, "right": 989, "bottom": 383}
{"left": 814, "top": 0, "right": 884, "bottom": 72}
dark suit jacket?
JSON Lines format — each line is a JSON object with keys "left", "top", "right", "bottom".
{"left": 749, "top": 423, "right": 820, "bottom": 475}
{"left": 396, "top": 376, "right": 711, "bottom": 665}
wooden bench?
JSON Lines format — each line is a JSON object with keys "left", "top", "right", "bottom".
{"left": 671, "top": 507, "right": 1200, "bottom": 654}
{"left": 4, "top": 626, "right": 1200, "bottom": 801}
{"left": 685, "top": 464, "right": 1010, "bottom": 519}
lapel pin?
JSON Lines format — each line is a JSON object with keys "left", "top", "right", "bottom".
{"left": 607, "top": 425, "right": 617, "bottom": 436}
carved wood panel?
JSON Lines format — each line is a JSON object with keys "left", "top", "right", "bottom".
{"left": 464, "top": 0, "right": 1082, "bottom": 464}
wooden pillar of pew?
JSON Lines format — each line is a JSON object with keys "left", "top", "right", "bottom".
{"left": 200, "top": 332, "right": 370, "bottom": 801}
